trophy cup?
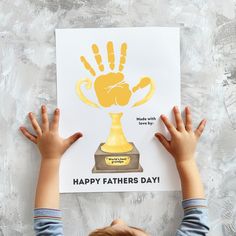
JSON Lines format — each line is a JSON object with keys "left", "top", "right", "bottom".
{"left": 76, "top": 41, "right": 155, "bottom": 173}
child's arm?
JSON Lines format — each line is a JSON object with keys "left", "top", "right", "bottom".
{"left": 155, "top": 106, "right": 209, "bottom": 235}
{"left": 20, "top": 105, "right": 82, "bottom": 235}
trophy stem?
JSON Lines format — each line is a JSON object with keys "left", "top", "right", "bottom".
{"left": 101, "top": 112, "right": 133, "bottom": 153}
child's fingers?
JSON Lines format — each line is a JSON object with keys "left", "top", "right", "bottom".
{"left": 41, "top": 105, "right": 49, "bottom": 132}
{"left": 19, "top": 127, "right": 37, "bottom": 144}
{"left": 160, "top": 115, "right": 177, "bottom": 136}
{"left": 185, "top": 106, "right": 192, "bottom": 131}
{"left": 173, "top": 106, "right": 185, "bottom": 131}
{"left": 28, "top": 112, "right": 42, "bottom": 136}
{"left": 63, "top": 132, "right": 83, "bottom": 150}
{"left": 50, "top": 108, "right": 60, "bottom": 131}
{"left": 155, "top": 132, "right": 171, "bottom": 152}
{"left": 194, "top": 119, "right": 207, "bottom": 139}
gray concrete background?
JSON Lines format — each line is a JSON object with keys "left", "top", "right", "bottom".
{"left": 0, "top": 0, "right": 236, "bottom": 235}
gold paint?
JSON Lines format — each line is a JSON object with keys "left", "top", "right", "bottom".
{"left": 132, "top": 77, "right": 155, "bottom": 107}
{"left": 77, "top": 42, "right": 155, "bottom": 110}
{"left": 92, "top": 44, "right": 104, "bottom": 72}
{"left": 75, "top": 78, "right": 99, "bottom": 108}
{"left": 80, "top": 56, "right": 96, "bottom": 76}
{"left": 107, "top": 41, "right": 115, "bottom": 70}
{"left": 101, "top": 112, "right": 133, "bottom": 153}
{"left": 92, "top": 44, "right": 99, "bottom": 53}
{"left": 118, "top": 43, "right": 127, "bottom": 72}
{"left": 120, "top": 56, "right": 126, "bottom": 64}
{"left": 94, "top": 72, "right": 132, "bottom": 107}
{"left": 105, "top": 156, "right": 130, "bottom": 166}
{"left": 119, "top": 65, "right": 124, "bottom": 71}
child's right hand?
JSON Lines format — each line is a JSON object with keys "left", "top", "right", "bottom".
{"left": 19, "top": 105, "right": 83, "bottom": 160}
{"left": 155, "top": 106, "right": 206, "bottom": 164}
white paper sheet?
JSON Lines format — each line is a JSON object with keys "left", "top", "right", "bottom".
{"left": 56, "top": 27, "right": 181, "bottom": 193}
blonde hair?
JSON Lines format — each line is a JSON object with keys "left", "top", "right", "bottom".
{"left": 89, "top": 226, "right": 135, "bottom": 236}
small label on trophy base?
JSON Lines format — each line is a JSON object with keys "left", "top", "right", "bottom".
{"left": 105, "top": 156, "right": 130, "bottom": 166}
{"left": 92, "top": 142, "right": 143, "bottom": 173}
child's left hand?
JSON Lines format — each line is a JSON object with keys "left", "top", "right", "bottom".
{"left": 19, "top": 105, "right": 82, "bottom": 160}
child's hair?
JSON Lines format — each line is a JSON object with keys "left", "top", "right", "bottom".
{"left": 89, "top": 226, "right": 135, "bottom": 236}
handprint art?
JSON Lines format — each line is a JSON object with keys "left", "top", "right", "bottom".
{"left": 76, "top": 41, "right": 155, "bottom": 108}
{"left": 75, "top": 41, "right": 156, "bottom": 173}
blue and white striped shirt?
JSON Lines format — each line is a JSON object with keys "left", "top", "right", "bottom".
{"left": 34, "top": 198, "right": 209, "bottom": 235}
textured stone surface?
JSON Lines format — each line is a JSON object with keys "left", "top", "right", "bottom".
{"left": 0, "top": 1, "right": 236, "bottom": 235}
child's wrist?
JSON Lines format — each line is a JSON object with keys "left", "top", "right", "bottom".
{"left": 175, "top": 158, "right": 196, "bottom": 168}
{"left": 40, "top": 156, "right": 61, "bottom": 166}
{"left": 175, "top": 159, "right": 199, "bottom": 175}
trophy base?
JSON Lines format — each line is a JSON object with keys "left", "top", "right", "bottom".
{"left": 92, "top": 165, "right": 143, "bottom": 173}
{"left": 92, "top": 142, "right": 143, "bottom": 173}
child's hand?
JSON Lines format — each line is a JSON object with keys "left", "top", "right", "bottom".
{"left": 155, "top": 106, "right": 206, "bottom": 164}
{"left": 19, "top": 105, "right": 82, "bottom": 160}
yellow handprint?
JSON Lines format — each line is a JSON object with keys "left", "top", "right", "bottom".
{"left": 76, "top": 41, "right": 155, "bottom": 108}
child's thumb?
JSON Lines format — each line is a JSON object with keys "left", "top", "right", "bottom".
{"left": 64, "top": 132, "right": 83, "bottom": 150}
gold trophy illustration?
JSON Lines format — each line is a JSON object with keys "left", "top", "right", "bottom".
{"left": 76, "top": 41, "right": 155, "bottom": 173}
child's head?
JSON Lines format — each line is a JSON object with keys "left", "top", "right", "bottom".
{"left": 89, "top": 219, "right": 148, "bottom": 236}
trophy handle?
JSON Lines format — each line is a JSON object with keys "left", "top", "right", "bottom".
{"left": 131, "top": 77, "right": 155, "bottom": 107}
{"left": 75, "top": 78, "right": 100, "bottom": 108}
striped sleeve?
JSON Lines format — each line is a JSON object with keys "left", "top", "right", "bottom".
{"left": 34, "top": 208, "right": 64, "bottom": 235}
{"left": 176, "top": 198, "right": 210, "bottom": 236}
